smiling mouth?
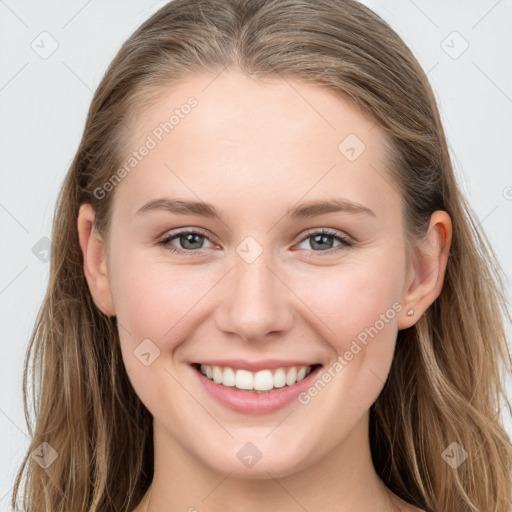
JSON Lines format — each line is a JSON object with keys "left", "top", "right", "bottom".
{"left": 191, "top": 363, "right": 323, "bottom": 393}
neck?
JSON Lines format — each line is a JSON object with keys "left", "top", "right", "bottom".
{"left": 142, "top": 412, "right": 400, "bottom": 512}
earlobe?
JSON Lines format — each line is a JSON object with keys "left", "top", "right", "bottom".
{"left": 77, "top": 203, "right": 115, "bottom": 317}
{"left": 398, "top": 210, "right": 452, "bottom": 329}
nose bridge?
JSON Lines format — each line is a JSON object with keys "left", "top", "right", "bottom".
{"left": 215, "top": 243, "right": 293, "bottom": 341}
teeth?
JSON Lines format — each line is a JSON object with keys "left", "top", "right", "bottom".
{"left": 212, "top": 366, "right": 223, "bottom": 384}
{"left": 273, "top": 368, "right": 286, "bottom": 388}
{"left": 235, "top": 369, "right": 253, "bottom": 390}
{"left": 285, "top": 367, "right": 297, "bottom": 386}
{"left": 223, "top": 367, "right": 236, "bottom": 387}
{"left": 199, "top": 364, "right": 314, "bottom": 391}
{"left": 253, "top": 369, "right": 274, "bottom": 391}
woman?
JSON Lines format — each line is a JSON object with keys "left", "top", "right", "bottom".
{"left": 12, "top": 0, "right": 512, "bottom": 511}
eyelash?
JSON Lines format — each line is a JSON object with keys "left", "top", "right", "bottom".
{"left": 158, "top": 228, "right": 354, "bottom": 257}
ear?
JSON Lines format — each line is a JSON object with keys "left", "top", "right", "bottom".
{"left": 77, "top": 203, "right": 115, "bottom": 317}
{"left": 398, "top": 210, "right": 452, "bottom": 329}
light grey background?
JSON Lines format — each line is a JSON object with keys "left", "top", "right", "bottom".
{"left": 1, "top": 0, "right": 511, "bottom": 508}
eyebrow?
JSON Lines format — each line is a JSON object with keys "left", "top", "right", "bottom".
{"left": 135, "top": 197, "right": 376, "bottom": 220}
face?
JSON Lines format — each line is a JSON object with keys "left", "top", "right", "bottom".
{"left": 98, "top": 71, "right": 416, "bottom": 478}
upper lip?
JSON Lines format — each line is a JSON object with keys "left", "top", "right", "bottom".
{"left": 192, "top": 359, "right": 321, "bottom": 372}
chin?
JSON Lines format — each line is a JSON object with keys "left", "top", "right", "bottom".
{"left": 199, "top": 446, "right": 311, "bottom": 479}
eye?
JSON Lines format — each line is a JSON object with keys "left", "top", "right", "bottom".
{"left": 158, "top": 228, "right": 354, "bottom": 257}
{"left": 158, "top": 229, "right": 216, "bottom": 255}
{"left": 295, "top": 228, "right": 353, "bottom": 256}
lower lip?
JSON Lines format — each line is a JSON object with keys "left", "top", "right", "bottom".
{"left": 192, "top": 364, "right": 323, "bottom": 414}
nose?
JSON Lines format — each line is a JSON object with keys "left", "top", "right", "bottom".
{"left": 214, "top": 249, "right": 295, "bottom": 343}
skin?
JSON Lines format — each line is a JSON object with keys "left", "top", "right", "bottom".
{"left": 78, "top": 70, "right": 451, "bottom": 512}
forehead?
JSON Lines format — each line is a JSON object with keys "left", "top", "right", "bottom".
{"left": 112, "top": 70, "right": 398, "bottom": 223}
{"left": 126, "top": 70, "right": 377, "bottom": 152}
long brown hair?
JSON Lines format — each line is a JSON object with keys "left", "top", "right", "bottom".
{"left": 12, "top": 0, "right": 512, "bottom": 510}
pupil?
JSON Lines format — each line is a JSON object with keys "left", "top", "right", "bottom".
{"left": 182, "top": 233, "right": 202, "bottom": 249}
{"left": 312, "top": 234, "right": 333, "bottom": 251}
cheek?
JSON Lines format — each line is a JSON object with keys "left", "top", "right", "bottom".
{"left": 111, "top": 252, "right": 217, "bottom": 346}
{"left": 293, "top": 254, "right": 404, "bottom": 346}
{"left": 111, "top": 256, "right": 214, "bottom": 409}
{"left": 291, "top": 258, "right": 404, "bottom": 437}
